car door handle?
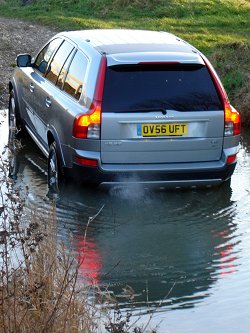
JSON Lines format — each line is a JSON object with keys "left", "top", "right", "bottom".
{"left": 29, "top": 83, "right": 34, "bottom": 93}
{"left": 46, "top": 97, "right": 52, "bottom": 108}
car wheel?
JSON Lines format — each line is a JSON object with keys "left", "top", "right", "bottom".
{"left": 48, "top": 142, "right": 62, "bottom": 193}
{"left": 8, "top": 90, "right": 24, "bottom": 139}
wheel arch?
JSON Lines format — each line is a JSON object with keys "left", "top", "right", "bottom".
{"left": 9, "top": 81, "right": 13, "bottom": 93}
{"left": 8, "top": 79, "right": 26, "bottom": 136}
{"left": 47, "top": 128, "right": 65, "bottom": 172}
{"left": 9, "top": 79, "right": 21, "bottom": 114}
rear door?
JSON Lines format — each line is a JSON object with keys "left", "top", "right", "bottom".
{"left": 101, "top": 63, "right": 224, "bottom": 164}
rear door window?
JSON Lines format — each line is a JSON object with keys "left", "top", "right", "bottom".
{"left": 102, "top": 64, "right": 222, "bottom": 112}
{"left": 63, "top": 51, "right": 88, "bottom": 100}
{"left": 34, "top": 38, "right": 62, "bottom": 75}
{"left": 56, "top": 49, "right": 75, "bottom": 89}
{"left": 45, "top": 40, "right": 75, "bottom": 85}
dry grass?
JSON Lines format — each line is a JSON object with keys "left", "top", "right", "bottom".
{"left": 0, "top": 138, "right": 158, "bottom": 333}
{"left": 0, "top": 141, "right": 98, "bottom": 333}
{"left": 2, "top": 214, "right": 98, "bottom": 333}
{"left": 0, "top": 238, "right": 97, "bottom": 333}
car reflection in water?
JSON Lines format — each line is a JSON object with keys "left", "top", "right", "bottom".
{"left": 8, "top": 134, "right": 239, "bottom": 311}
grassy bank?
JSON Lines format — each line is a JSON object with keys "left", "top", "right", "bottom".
{"left": 1, "top": 0, "right": 249, "bottom": 51}
{"left": 0, "top": 0, "right": 249, "bottom": 123}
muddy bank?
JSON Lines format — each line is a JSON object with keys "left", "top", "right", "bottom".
{"left": 0, "top": 17, "right": 57, "bottom": 109}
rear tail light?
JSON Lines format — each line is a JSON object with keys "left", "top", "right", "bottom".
{"left": 73, "top": 56, "right": 107, "bottom": 139}
{"left": 73, "top": 103, "right": 101, "bottom": 139}
{"left": 202, "top": 56, "right": 241, "bottom": 137}
{"left": 224, "top": 104, "right": 241, "bottom": 136}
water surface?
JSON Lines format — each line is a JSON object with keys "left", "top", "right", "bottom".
{"left": 1, "top": 109, "right": 250, "bottom": 332}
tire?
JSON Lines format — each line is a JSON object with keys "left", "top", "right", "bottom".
{"left": 48, "top": 142, "right": 63, "bottom": 193}
{"left": 8, "top": 90, "right": 25, "bottom": 139}
{"left": 220, "top": 178, "right": 232, "bottom": 192}
{"left": 8, "top": 90, "right": 23, "bottom": 179}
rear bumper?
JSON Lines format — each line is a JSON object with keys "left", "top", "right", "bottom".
{"left": 63, "top": 162, "right": 236, "bottom": 189}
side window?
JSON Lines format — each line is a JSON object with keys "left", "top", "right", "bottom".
{"left": 46, "top": 40, "right": 74, "bottom": 85}
{"left": 63, "top": 51, "right": 88, "bottom": 100}
{"left": 56, "top": 49, "right": 75, "bottom": 89}
{"left": 34, "top": 38, "right": 62, "bottom": 75}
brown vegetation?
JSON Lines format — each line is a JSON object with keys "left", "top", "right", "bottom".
{"left": 0, "top": 143, "right": 98, "bottom": 332}
{"left": 0, "top": 139, "right": 157, "bottom": 333}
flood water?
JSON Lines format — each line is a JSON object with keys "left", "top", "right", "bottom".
{"left": 1, "top": 109, "right": 250, "bottom": 332}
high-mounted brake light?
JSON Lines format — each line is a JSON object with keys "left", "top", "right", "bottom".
{"left": 138, "top": 61, "right": 181, "bottom": 65}
{"left": 73, "top": 56, "right": 107, "bottom": 139}
{"left": 202, "top": 55, "right": 241, "bottom": 137}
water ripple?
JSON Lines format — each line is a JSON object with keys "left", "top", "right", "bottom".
{"left": 1, "top": 112, "right": 250, "bottom": 320}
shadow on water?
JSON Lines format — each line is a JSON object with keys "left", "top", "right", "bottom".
{"left": 7, "top": 133, "right": 240, "bottom": 311}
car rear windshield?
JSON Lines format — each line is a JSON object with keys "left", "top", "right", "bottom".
{"left": 102, "top": 64, "right": 222, "bottom": 112}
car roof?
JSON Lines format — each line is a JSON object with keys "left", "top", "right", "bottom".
{"left": 59, "top": 29, "right": 204, "bottom": 65}
{"left": 60, "top": 29, "right": 194, "bottom": 55}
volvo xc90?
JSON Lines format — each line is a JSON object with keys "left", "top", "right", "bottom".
{"left": 9, "top": 29, "right": 241, "bottom": 190}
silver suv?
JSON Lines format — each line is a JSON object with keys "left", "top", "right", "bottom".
{"left": 9, "top": 29, "right": 241, "bottom": 190}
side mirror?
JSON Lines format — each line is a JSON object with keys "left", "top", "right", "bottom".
{"left": 16, "top": 54, "right": 32, "bottom": 68}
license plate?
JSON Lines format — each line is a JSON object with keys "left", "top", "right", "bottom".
{"left": 139, "top": 123, "right": 188, "bottom": 137}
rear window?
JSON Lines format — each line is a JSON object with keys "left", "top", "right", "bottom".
{"left": 102, "top": 64, "right": 222, "bottom": 112}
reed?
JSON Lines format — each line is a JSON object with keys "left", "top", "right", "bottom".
{"left": 0, "top": 140, "right": 98, "bottom": 333}
{"left": 0, "top": 139, "right": 157, "bottom": 332}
